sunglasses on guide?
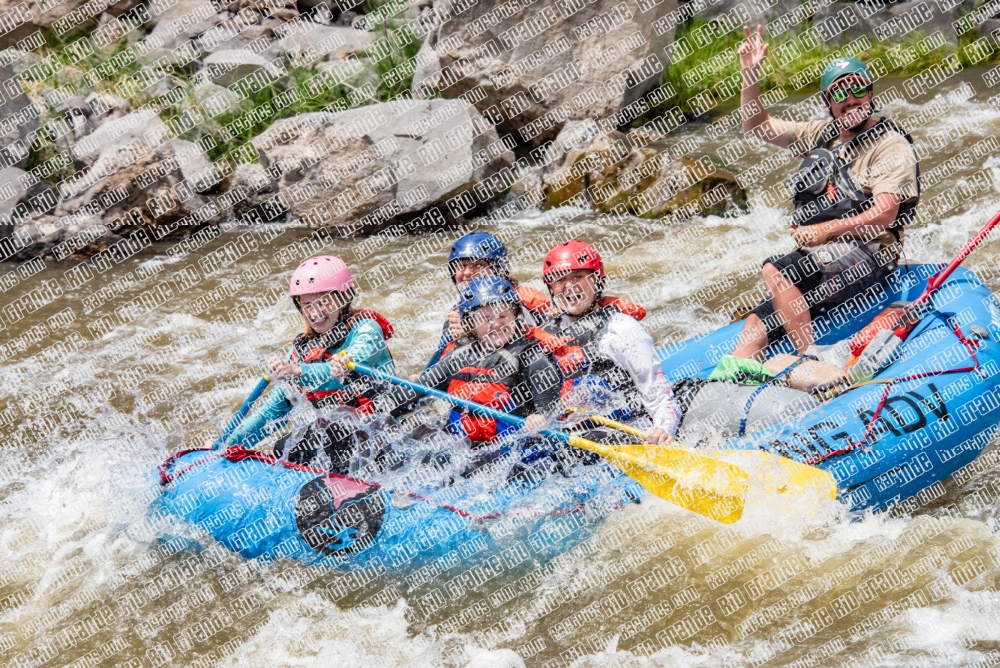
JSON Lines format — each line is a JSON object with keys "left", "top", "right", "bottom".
{"left": 827, "top": 83, "right": 872, "bottom": 103}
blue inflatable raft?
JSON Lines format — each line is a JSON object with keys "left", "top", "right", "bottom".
{"left": 157, "top": 264, "right": 1000, "bottom": 568}
{"left": 157, "top": 440, "right": 644, "bottom": 570}
{"left": 662, "top": 264, "right": 1000, "bottom": 512}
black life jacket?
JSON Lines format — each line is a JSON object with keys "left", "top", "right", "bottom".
{"left": 288, "top": 310, "right": 394, "bottom": 413}
{"left": 790, "top": 117, "right": 920, "bottom": 238}
{"left": 537, "top": 306, "right": 648, "bottom": 420}
{"left": 444, "top": 338, "right": 540, "bottom": 445}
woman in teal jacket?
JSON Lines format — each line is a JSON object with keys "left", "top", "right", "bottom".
{"left": 226, "top": 256, "right": 395, "bottom": 473}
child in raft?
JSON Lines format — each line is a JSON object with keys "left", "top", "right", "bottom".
{"left": 385, "top": 275, "right": 562, "bottom": 448}
{"left": 534, "top": 241, "right": 681, "bottom": 444}
{"left": 222, "top": 255, "right": 395, "bottom": 473}
{"left": 422, "top": 232, "right": 551, "bottom": 370}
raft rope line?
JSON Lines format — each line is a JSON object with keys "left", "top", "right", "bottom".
{"left": 159, "top": 445, "right": 498, "bottom": 520}
{"left": 158, "top": 445, "right": 614, "bottom": 523}
{"left": 802, "top": 320, "right": 982, "bottom": 466}
{"left": 738, "top": 356, "right": 811, "bottom": 438}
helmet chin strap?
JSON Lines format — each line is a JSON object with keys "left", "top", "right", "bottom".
{"left": 592, "top": 276, "right": 605, "bottom": 307}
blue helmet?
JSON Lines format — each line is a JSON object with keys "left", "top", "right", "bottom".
{"left": 448, "top": 232, "right": 509, "bottom": 282}
{"left": 457, "top": 276, "right": 520, "bottom": 322}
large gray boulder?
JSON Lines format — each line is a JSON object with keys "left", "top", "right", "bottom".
{"left": 196, "top": 13, "right": 276, "bottom": 54}
{"left": 540, "top": 124, "right": 747, "bottom": 218}
{"left": 202, "top": 49, "right": 287, "bottom": 86}
{"left": 69, "top": 108, "right": 165, "bottom": 168}
{"left": 811, "top": 0, "right": 974, "bottom": 45}
{"left": 685, "top": 0, "right": 802, "bottom": 31}
{"left": 59, "top": 111, "right": 223, "bottom": 236}
{"left": 4, "top": 213, "right": 121, "bottom": 262}
{"left": 427, "top": 0, "right": 679, "bottom": 145}
{"left": 410, "top": 26, "right": 442, "bottom": 99}
{"left": 0, "top": 0, "right": 138, "bottom": 46}
{"left": 262, "top": 23, "right": 373, "bottom": 66}
{"left": 226, "top": 162, "right": 282, "bottom": 222}
{"left": 251, "top": 99, "right": 515, "bottom": 232}
{"left": 0, "top": 167, "right": 56, "bottom": 223}
{"left": 138, "top": 0, "right": 226, "bottom": 64}
{"left": 195, "top": 82, "right": 250, "bottom": 117}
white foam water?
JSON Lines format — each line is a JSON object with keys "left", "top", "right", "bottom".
{"left": 4, "top": 74, "right": 1000, "bottom": 668}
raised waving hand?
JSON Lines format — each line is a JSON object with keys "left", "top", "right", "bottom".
{"left": 738, "top": 25, "right": 769, "bottom": 82}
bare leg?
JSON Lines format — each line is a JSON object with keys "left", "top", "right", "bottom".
{"left": 731, "top": 264, "right": 815, "bottom": 359}
{"left": 762, "top": 262, "right": 814, "bottom": 354}
{"left": 731, "top": 314, "right": 769, "bottom": 360}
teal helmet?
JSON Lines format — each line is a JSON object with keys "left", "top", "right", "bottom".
{"left": 820, "top": 57, "right": 872, "bottom": 93}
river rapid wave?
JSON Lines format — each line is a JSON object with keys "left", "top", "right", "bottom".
{"left": 3, "top": 74, "right": 1000, "bottom": 667}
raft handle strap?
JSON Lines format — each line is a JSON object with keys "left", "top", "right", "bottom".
{"left": 805, "top": 322, "right": 981, "bottom": 465}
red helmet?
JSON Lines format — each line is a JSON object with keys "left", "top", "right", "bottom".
{"left": 542, "top": 240, "right": 605, "bottom": 284}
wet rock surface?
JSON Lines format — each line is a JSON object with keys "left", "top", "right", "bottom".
{"left": 542, "top": 122, "right": 746, "bottom": 218}
{"left": 427, "top": 0, "right": 679, "bottom": 145}
{"left": 252, "top": 98, "right": 514, "bottom": 232}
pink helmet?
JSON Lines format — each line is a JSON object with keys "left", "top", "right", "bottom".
{"left": 289, "top": 256, "right": 354, "bottom": 297}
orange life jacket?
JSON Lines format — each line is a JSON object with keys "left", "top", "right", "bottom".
{"left": 600, "top": 296, "right": 645, "bottom": 321}
{"left": 515, "top": 284, "right": 553, "bottom": 318}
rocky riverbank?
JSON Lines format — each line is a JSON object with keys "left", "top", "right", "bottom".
{"left": 0, "top": 0, "right": 995, "bottom": 261}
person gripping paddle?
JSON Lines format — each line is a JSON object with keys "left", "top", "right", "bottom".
{"left": 218, "top": 256, "right": 396, "bottom": 473}
{"left": 384, "top": 275, "right": 562, "bottom": 448}
{"left": 535, "top": 241, "right": 681, "bottom": 445}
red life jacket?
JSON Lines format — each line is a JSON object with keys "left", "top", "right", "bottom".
{"left": 534, "top": 302, "right": 649, "bottom": 418}
{"left": 289, "top": 309, "right": 394, "bottom": 413}
{"left": 444, "top": 339, "right": 535, "bottom": 445}
{"left": 439, "top": 338, "right": 458, "bottom": 359}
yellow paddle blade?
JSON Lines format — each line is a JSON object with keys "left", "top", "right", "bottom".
{"left": 568, "top": 436, "right": 750, "bottom": 524}
{"left": 713, "top": 449, "right": 838, "bottom": 500}
{"left": 569, "top": 410, "right": 836, "bottom": 504}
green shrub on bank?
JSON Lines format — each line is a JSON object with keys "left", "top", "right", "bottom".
{"left": 22, "top": 11, "right": 421, "bottom": 179}
{"left": 659, "top": 18, "right": 1000, "bottom": 118}
{"left": 200, "top": 18, "right": 420, "bottom": 161}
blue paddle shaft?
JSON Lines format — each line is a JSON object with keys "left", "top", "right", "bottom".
{"left": 349, "top": 361, "right": 572, "bottom": 445}
{"left": 213, "top": 376, "right": 271, "bottom": 449}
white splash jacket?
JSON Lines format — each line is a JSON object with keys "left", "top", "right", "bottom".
{"left": 538, "top": 304, "right": 682, "bottom": 437}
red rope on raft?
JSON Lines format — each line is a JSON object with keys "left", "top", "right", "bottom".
{"left": 159, "top": 445, "right": 505, "bottom": 521}
{"left": 805, "top": 323, "right": 981, "bottom": 466}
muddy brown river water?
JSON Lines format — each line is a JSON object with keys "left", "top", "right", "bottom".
{"left": 3, "top": 69, "right": 1000, "bottom": 667}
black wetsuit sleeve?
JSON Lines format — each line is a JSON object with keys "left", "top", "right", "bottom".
{"left": 378, "top": 342, "right": 476, "bottom": 417}
{"left": 519, "top": 344, "right": 563, "bottom": 415}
